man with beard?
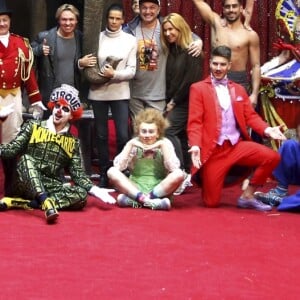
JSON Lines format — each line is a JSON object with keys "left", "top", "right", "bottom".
{"left": 192, "top": 0, "right": 260, "bottom": 106}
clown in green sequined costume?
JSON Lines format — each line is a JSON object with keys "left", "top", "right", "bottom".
{"left": 0, "top": 84, "right": 115, "bottom": 223}
{"left": 0, "top": 118, "right": 92, "bottom": 209}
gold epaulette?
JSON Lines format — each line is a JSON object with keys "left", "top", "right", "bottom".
{"left": 10, "top": 33, "right": 21, "bottom": 38}
{"left": 23, "top": 37, "right": 30, "bottom": 48}
{"left": 10, "top": 33, "right": 30, "bottom": 48}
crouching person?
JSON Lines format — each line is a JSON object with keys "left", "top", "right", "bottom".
{"left": 0, "top": 84, "right": 115, "bottom": 223}
{"left": 107, "top": 108, "right": 184, "bottom": 210}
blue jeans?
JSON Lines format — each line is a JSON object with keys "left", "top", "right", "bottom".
{"left": 91, "top": 100, "right": 129, "bottom": 171}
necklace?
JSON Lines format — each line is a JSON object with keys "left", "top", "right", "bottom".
{"left": 140, "top": 20, "right": 158, "bottom": 70}
{"left": 141, "top": 19, "right": 157, "bottom": 41}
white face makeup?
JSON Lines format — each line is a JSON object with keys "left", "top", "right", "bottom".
{"left": 52, "top": 102, "right": 72, "bottom": 128}
{"left": 138, "top": 122, "right": 159, "bottom": 145}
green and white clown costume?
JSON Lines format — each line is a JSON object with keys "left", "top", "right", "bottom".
{"left": 113, "top": 137, "right": 180, "bottom": 195}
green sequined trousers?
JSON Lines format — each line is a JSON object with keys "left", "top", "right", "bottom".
{"left": 0, "top": 120, "right": 94, "bottom": 210}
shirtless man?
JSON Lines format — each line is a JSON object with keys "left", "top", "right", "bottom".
{"left": 192, "top": 0, "right": 260, "bottom": 105}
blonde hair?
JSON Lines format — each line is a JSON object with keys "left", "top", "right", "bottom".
{"left": 133, "top": 108, "right": 169, "bottom": 139}
{"left": 161, "top": 13, "right": 193, "bottom": 54}
{"left": 55, "top": 4, "right": 80, "bottom": 21}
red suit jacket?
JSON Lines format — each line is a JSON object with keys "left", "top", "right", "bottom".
{"left": 0, "top": 33, "right": 41, "bottom": 103}
{"left": 187, "top": 76, "right": 269, "bottom": 167}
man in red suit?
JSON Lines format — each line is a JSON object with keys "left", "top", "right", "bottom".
{"left": 0, "top": 0, "right": 43, "bottom": 196}
{"left": 187, "top": 45, "right": 286, "bottom": 211}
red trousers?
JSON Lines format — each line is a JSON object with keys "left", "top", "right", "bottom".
{"left": 200, "top": 140, "right": 280, "bottom": 207}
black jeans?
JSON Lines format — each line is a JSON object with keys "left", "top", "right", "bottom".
{"left": 165, "top": 104, "right": 190, "bottom": 171}
{"left": 91, "top": 100, "right": 129, "bottom": 172}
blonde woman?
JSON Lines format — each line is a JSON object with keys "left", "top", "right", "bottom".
{"left": 161, "top": 13, "right": 203, "bottom": 195}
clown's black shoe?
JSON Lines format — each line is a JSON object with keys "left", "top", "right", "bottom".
{"left": 42, "top": 198, "right": 59, "bottom": 223}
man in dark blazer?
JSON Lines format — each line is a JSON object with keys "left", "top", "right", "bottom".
{"left": 31, "top": 3, "right": 96, "bottom": 116}
{"left": 187, "top": 45, "right": 286, "bottom": 211}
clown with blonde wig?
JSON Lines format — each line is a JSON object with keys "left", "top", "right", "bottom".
{"left": 108, "top": 108, "right": 184, "bottom": 210}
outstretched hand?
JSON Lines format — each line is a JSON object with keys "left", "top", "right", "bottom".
{"left": 188, "top": 145, "right": 202, "bottom": 169}
{"left": 89, "top": 186, "right": 116, "bottom": 204}
{"left": 264, "top": 125, "right": 287, "bottom": 141}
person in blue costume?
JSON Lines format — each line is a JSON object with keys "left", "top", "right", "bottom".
{"left": 254, "top": 0, "right": 300, "bottom": 210}
{"left": 255, "top": 124, "right": 300, "bottom": 206}
{"left": 107, "top": 108, "right": 184, "bottom": 210}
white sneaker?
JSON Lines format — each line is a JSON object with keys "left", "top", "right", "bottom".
{"left": 173, "top": 173, "right": 193, "bottom": 196}
{"left": 143, "top": 198, "right": 171, "bottom": 210}
{"left": 117, "top": 194, "right": 142, "bottom": 208}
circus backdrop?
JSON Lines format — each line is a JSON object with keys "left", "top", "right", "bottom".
{"left": 9, "top": 0, "right": 279, "bottom": 68}
{"left": 8, "top": 0, "right": 300, "bottom": 132}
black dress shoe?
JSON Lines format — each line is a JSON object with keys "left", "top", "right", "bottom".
{"left": 98, "top": 173, "right": 109, "bottom": 188}
{"left": 42, "top": 198, "right": 59, "bottom": 223}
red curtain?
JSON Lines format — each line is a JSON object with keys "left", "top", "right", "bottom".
{"left": 122, "top": 1, "right": 300, "bottom": 129}
{"left": 122, "top": 0, "right": 279, "bottom": 77}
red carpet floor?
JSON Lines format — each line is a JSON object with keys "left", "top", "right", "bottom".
{"left": 1, "top": 170, "right": 300, "bottom": 299}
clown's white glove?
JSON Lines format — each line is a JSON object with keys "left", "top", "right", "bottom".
{"left": 29, "top": 101, "right": 47, "bottom": 120}
{"left": 0, "top": 103, "right": 14, "bottom": 118}
{"left": 89, "top": 186, "right": 116, "bottom": 204}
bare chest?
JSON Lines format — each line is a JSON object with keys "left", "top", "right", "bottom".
{"left": 212, "top": 27, "right": 249, "bottom": 52}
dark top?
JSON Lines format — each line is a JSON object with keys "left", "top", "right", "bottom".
{"left": 166, "top": 43, "right": 202, "bottom": 107}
